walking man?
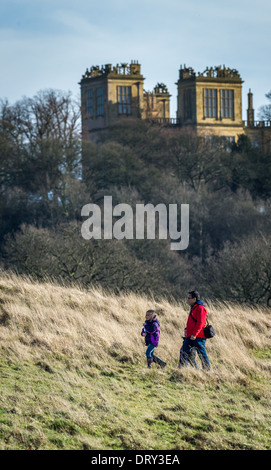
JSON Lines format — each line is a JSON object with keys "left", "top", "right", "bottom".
{"left": 179, "top": 290, "right": 211, "bottom": 370}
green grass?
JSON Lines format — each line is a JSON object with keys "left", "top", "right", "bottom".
{"left": 0, "top": 271, "right": 271, "bottom": 450}
{"left": 253, "top": 347, "right": 271, "bottom": 360}
{"left": 1, "top": 355, "right": 270, "bottom": 450}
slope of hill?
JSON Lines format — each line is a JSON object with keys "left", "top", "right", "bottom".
{"left": 0, "top": 270, "right": 271, "bottom": 450}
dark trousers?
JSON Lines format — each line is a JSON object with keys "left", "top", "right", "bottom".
{"left": 179, "top": 337, "right": 210, "bottom": 370}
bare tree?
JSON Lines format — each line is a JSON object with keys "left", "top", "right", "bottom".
{"left": 258, "top": 91, "right": 271, "bottom": 121}
{"left": 202, "top": 234, "right": 271, "bottom": 305}
{"left": 0, "top": 90, "right": 82, "bottom": 222}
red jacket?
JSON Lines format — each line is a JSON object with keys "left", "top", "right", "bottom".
{"left": 186, "top": 301, "right": 207, "bottom": 338}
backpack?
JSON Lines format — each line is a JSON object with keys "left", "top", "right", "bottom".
{"left": 190, "top": 311, "right": 215, "bottom": 339}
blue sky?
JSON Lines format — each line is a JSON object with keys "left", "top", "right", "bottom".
{"left": 1, "top": 0, "right": 270, "bottom": 119}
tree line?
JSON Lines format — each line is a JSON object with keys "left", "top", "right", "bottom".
{"left": 1, "top": 89, "right": 271, "bottom": 305}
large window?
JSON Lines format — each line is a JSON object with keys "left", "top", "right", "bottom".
{"left": 117, "top": 86, "right": 132, "bottom": 114}
{"left": 85, "top": 89, "right": 93, "bottom": 117}
{"left": 96, "top": 88, "right": 104, "bottom": 116}
{"left": 183, "top": 89, "right": 192, "bottom": 120}
{"left": 221, "top": 89, "right": 234, "bottom": 118}
{"left": 204, "top": 89, "right": 217, "bottom": 118}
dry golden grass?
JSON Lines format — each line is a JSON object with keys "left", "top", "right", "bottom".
{"left": 0, "top": 269, "right": 270, "bottom": 381}
{"left": 0, "top": 269, "right": 271, "bottom": 450}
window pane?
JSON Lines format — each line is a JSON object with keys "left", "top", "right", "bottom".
{"left": 86, "top": 89, "right": 93, "bottom": 117}
{"left": 96, "top": 88, "right": 104, "bottom": 116}
{"left": 184, "top": 89, "right": 192, "bottom": 119}
{"left": 204, "top": 89, "right": 217, "bottom": 118}
{"left": 221, "top": 89, "right": 234, "bottom": 119}
{"left": 117, "top": 86, "right": 132, "bottom": 114}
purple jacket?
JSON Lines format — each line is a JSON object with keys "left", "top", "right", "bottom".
{"left": 141, "top": 318, "right": 160, "bottom": 347}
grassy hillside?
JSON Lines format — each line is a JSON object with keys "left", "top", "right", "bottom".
{"left": 0, "top": 270, "right": 271, "bottom": 450}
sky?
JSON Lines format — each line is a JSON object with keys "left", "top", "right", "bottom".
{"left": 0, "top": 0, "right": 270, "bottom": 119}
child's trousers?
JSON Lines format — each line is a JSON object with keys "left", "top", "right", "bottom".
{"left": 145, "top": 344, "right": 166, "bottom": 369}
{"left": 146, "top": 344, "right": 156, "bottom": 367}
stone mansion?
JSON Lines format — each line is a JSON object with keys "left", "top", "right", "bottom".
{"left": 80, "top": 61, "right": 271, "bottom": 150}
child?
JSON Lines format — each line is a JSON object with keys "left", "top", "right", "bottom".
{"left": 141, "top": 310, "right": 166, "bottom": 369}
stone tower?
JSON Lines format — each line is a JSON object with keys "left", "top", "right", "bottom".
{"left": 176, "top": 65, "right": 244, "bottom": 142}
{"left": 143, "top": 83, "right": 171, "bottom": 120}
{"left": 80, "top": 61, "right": 145, "bottom": 139}
{"left": 80, "top": 61, "right": 171, "bottom": 140}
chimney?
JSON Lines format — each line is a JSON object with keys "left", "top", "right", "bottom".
{"left": 247, "top": 89, "right": 254, "bottom": 126}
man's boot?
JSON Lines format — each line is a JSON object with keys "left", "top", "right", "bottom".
{"left": 153, "top": 355, "right": 167, "bottom": 369}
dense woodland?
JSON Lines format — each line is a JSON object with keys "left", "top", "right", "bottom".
{"left": 1, "top": 89, "right": 271, "bottom": 304}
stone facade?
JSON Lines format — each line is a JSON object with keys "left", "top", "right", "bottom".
{"left": 243, "top": 90, "right": 271, "bottom": 152}
{"left": 80, "top": 61, "right": 271, "bottom": 149}
{"left": 176, "top": 65, "right": 244, "bottom": 142}
{"left": 143, "top": 83, "right": 171, "bottom": 120}
{"left": 80, "top": 61, "right": 170, "bottom": 140}
{"left": 80, "top": 62, "right": 144, "bottom": 137}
